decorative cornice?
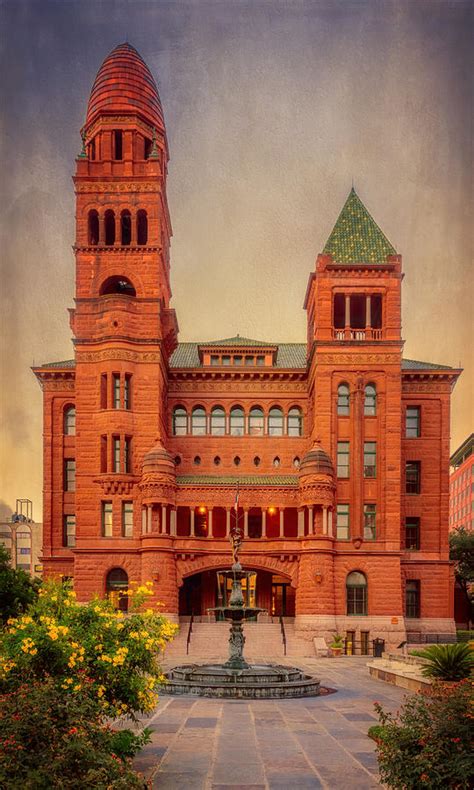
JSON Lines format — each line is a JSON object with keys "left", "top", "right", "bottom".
{"left": 94, "top": 475, "right": 140, "bottom": 495}
{"left": 316, "top": 353, "right": 400, "bottom": 365}
{"left": 32, "top": 370, "right": 76, "bottom": 391}
{"left": 74, "top": 245, "right": 161, "bottom": 253}
{"left": 169, "top": 378, "right": 307, "bottom": 392}
{"left": 76, "top": 349, "right": 162, "bottom": 363}
{"left": 75, "top": 183, "right": 159, "bottom": 194}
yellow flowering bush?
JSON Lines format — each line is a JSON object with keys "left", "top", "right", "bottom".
{"left": 0, "top": 579, "right": 177, "bottom": 719}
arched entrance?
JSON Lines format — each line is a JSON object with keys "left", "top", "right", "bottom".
{"left": 106, "top": 567, "right": 129, "bottom": 612}
{"left": 178, "top": 568, "right": 294, "bottom": 617}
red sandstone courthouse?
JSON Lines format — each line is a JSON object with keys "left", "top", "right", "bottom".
{"left": 33, "top": 43, "right": 461, "bottom": 647}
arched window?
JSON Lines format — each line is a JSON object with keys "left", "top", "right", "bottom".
{"left": 104, "top": 210, "right": 115, "bottom": 246}
{"left": 268, "top": 407, "right": 284, "bottom": 436}
{"left": 64, "top": 406, "right": 76, "bottom": 435}
{"left": 346, "top": 571, "right": 367, "bottom": 615}
{"left": 210, "top": 406, "right": 226, "bottom": 435}
{"left": 172, "top": 406, "right": 187, "bottom": 436}
{"left": 287, "top": 406, "right": 303, "bottom": 437}
{"left": 191, "top": 406, "right": 206, "bottom": 436}
{"left": 337, "top": 383, "right": 350, "bottom": 416}
{"left": 0, "top": 524, "right": 12, "bottom": 554}
{"left": 364, "top": 383, "right": 377, "bottom": 416}
{"left": 120, "top": 210, "right": 131, "bottom": 246}
{"left": 16, "top": 526, "right": 32, "bottom": 572}
{"left": 230, "top": 406, "right": 245, "bottom": 436}
{"left": 249, "top": 406, "right": 264, "bottom": 436}
{"left": 100, "top": 276, "right": 136, "bottom": 297}
{"left": 88, "top": 210, "right": 99, "bottom": 245}
{"left": 137, "top": 210, "right": 148, "bottom": 245}
{"left": 106, "top": 568, "right": 128, "bottom": 612}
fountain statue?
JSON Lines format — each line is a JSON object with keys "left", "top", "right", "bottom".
{"left": 162, "top": 490, "right": 322, "bottom": 698}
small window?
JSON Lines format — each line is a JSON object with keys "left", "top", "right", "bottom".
{"left": 172, "top": 406, "right": 187, "bottom": 435}
{"left": 287, "top": 407, "right": 303, "bottom": 437}
{"left": 64, "top": 459, "right": 76, "bottom": 492}
{"left": 364, "top": 442, "right": 377, "bottom": 478}
{"left": 234, "top": 456, "right": 241, "bottom": 466}
{"left": 144, "top": 137, "right": 153, "bottom": 159}
{"left": 363, "top": 504, "right": 376, "bottom": 540}
{"left": 405, "top": 517, "right": 420, "bottom": 550}
{"left": 63, "top": 515, "right": 76, "bottom": 547}
{"left": 124, "top": 374, "right": 131, "bottom": 410}
{"left": 293, "top": 456, "right": 300, "bottom": 469}
{"left": 113, "top": 374, "right": 121, "bottom": 409}
{"left": 333, "top": 293, "right": 345, "bottom": 329}
{"left": 230, "top": 406, "right": 245, "bottom": 436}
{"left": 245, "top": 356, "right": 254, "bottom": 366}
{"left": 88, "top": 210, "right": 99, "bottom": 245}
{"left": 102, "top": 502, "right": 113, "bottom": 537}
{"left": 406, "top": 461, "right": 421, "bottom": 494}
{"left": 337, "top": 441, "right": 350, "bottom": 478}
{"left": 336, "top": 504, "right": 350, "bottom": 540}
{"left": 249, "top": 406, "right": 264, "bottom": 436}
{"left": 273, "top": 456, "right": 281, "bottom": 468}
{"left": 222, "top": 355, "right": 231, "bottom": 366}
{"left": 256, "top": 356, "right": 265, "bottom": 366}
{"left": 210, "top": 406, "right": 226, "bottom": 436}
{"left": 254, "top": 456, "right": 261, "bottom": 467}
{"left": 364, "top": 384, "right": 376, "bottom": 416}
{"left": 234, "top": 355, "right": 243, "bottom": 365}
{"left": 268, "top": 407, "right": 284, "bottom": 436}
{"left": 113, "top": 130, "right": 123, "bottom": 160}
{"left": 106, "top": 567, "right": 128, "bottom": 612}
{"left": 406, "top": 406, "right": 421, "bottom": 438}
{"left": 124, "top": 437, "right": 131, "bottom": 474}
{"left": 137, "top": 210, "right": 148, "bottom": 245}
{"left": 100, "top": 275, "right": 136, "bottom": 297}
{"left": 174, "top": 455, "right": 181, "bottom": 466}
{"left": 346, "top": 571, "right": 367, "bottom": 616}
{"left": 214, "top": 456, "right": 221, "bottom": 466}
{"left": 337, "top": 383, "right": 350, "bottom": 416}
{"left": 194, "top": 455, "right": 201, "bottom": 465}
{"left": 191, "top": 406, "right": 206, "bottom": 436}
{"left": 64, "top": 406, "right": 76, "bottom": 435}
{"left": 210, "top": 355, "right": 219, "bottom": 366}
{"left": 100, "top": 435, "right": 107, "bottom": 473}
{"left": 113, "top": 437, "right": 120, "bottom": 473}
{"left": 104, "top": 209, "right": 115, "bottom": 246}
{"left": 120, "top": 210, "right": 132, "bottom": 246}
{"left": 405, "top": 580, "right": 420, "bottom": 618}
{"left": 122, "top": 502, "right": 133, "bottom": 538}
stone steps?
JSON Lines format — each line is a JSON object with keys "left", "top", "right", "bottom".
{"left": 163, "top": 621, "right": 316, "bottom": 661}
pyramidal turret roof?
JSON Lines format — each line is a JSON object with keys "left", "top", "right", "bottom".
{"left": 323, "top": 188, "right": 396, "bottom": 264}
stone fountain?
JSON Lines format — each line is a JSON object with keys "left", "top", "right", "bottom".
{"left": 162, "top": 496, "right": 322, "bottom": 698}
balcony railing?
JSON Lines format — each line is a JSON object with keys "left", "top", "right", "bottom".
{"left": 333, "top": 328, "right": 383, "bottom": 341}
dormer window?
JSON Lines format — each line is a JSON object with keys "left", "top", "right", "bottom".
{"left": 114, "top": 130, "right": 123, "bottom": 160}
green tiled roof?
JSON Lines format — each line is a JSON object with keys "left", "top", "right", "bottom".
{"left": 169, "top": 343, "right": 307, "bottom": 369}
{"left": 202, "top": 336, "right": 274, "bottom": 347}
{"left": 323, "top": 188, "right": 396, "bottom": 263}
{"left": 401, "top": 358, "right": 453, "bottom": 371}
{"left": 176, "top": 475, "right": 299, "bottom": 487}
{"left": 40, "top": 359, "right": 75, "bottom": 368}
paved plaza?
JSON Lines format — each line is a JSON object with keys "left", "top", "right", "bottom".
{"left": 133, "top": 657, "right": 407, "bottom": 788}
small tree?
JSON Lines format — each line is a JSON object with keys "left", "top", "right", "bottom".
{"left": 0, "top": 545, "right": 40, "bottom": 625}
{"left": 450, "top": 527, "right": 474, "bottom": 627}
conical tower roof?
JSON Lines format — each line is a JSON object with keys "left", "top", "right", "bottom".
{"left": 85, "top": 42, "right": 164, "bottom": 131}
{"left": 323, "top": 188, "right": 396, "bottom": 264}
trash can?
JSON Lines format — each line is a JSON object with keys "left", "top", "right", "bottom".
{"left": 372, "top": 638, "right": 385, "bottom": 658}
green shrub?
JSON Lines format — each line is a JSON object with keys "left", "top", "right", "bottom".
{"left": 0, "top": 678, "right": 149, "bottom": 788}
{"left": 0, "top": 544, "right": 40, "bottom": 624}
{"left": 0, "top": 578, "right": 177, "bottom": 717}
{"left": 457, "top": 630, "right": 474, "bottom": 643}
{"left": 411, "top": 643, "right": 474, "bottom": 681}
{"left": 369, "top": 680, "right": 474, "bottom": 789}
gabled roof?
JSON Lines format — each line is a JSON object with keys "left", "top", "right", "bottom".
{"left": 176, "top": 475, "right": 299, "bottom": 487}
{"left": 201, "top": 336, "right": 273, "bottom": 347}
{"left": 323, "top": 188, "right": 396, "bottom": 264}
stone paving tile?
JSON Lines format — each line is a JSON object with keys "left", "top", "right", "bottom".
{"left": 185, "top": 716, "right": 219, "bottom": 727}
{"left": 267, "top": 772, "right": 323, "bottom": 788}
{"left": 153, "top": 771, "right": 207, "bottom": 789}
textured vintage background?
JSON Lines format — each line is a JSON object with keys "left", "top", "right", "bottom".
{"left": 0, "top": 0, "right": 472, "bottom": 514}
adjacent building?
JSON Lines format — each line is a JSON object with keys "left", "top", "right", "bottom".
{"left": 449, "top": 433, "right": 474, "bottom": 532}
{"left": 33, "top": 43, "right": 461, "bottom": 646}
{"left": 0, "top": 499, "right": 43, "bottom": 576}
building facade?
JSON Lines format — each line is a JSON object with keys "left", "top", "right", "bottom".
{"left": 449, "top": 433, "right": 474, "bottom": 532}
{"left": 0, "top": 499, "right": 43, "bottom": 577}
{"left": 33, "top": 43, "right": 461, "bottom": 646}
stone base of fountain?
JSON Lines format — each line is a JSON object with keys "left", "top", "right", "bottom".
{"left": 162, "top": 662, "right": 321, "bottom": 698}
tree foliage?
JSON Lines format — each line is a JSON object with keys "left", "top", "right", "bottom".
{"left": 450, "top": 527, "right": 474, "bottom": 625}
{"left": 0, "top": 545, "right": 40, "bottom": 624}
{"left": 411, "top": 643, "right": 474, "bottom": 681}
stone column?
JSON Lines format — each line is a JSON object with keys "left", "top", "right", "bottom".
{"left": 208, "top": 508, "right": 213, "bottom": 538}
{"left": 308, "top": 506, "right": 314, "bottom": 535}
{"left": 297, "top": 509, "right": 305, "bottom": 538}
{"left": 147, "top": 505, "right": 152, "bottom": 534}
{"left": 244, "top": 509, "right": 249, "bottom": 538}
{"left": 190, "top": 508, "right": 195, "bottom": 537}
{"left": 279, "top": 508, "right": 284, "bottom": 538}
{"left": 141, "top": 508, "right": 147, "bottom": 534}
{"left": 345, "top": 294, "right": 351, "bottom": 327}
{"left": 161, "top": 505, "right": 167, "bottom": 535}
{"left": 322, "top": 506, "right": 328, "bottom": 535}
{"left": 225, "top": 508, "right": 230, "bottom": 537}
{"left": 98, "top": 212, "right": 104, "bottom": 244}
{"left": 328, "top": 508, "right": 333, "bottom": 537}
{"left": 365, "top": 294, "right": 371, "bottom": 328}
{"left": 261, "top": 509, "right": 267, "bottom": 538}
{"left": 170, "top": 508, "right": 177, "bottom": 537}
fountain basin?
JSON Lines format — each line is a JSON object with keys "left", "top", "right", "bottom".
{"left": 162, "top": 663, "right": 322, "bottom": 698}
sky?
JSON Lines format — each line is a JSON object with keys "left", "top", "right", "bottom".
{"left": 0, "top": 0, "right": 472, "bottom": 519}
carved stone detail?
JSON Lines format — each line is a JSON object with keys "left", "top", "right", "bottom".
{"left": 77, "top": 350, "right": 162, "bottom": 363}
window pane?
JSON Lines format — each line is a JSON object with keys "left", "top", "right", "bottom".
{"left": 288, "top": 407, "right": 302, "bottom": 436}
{"left": 124, "top": 438, "right": 131, "bottom": 473}
{"left": 347, "top": 573, "right": 367, "bottom": 615}
{"left": 406, "top": 580, "right": 420, "bottom": 618}
{"left": 364, "top": 504, "right": 376, "bottom": 540}
{"left": 122, "top": 502, "right": 133, "bottom": 537}
{"left": 211, "top": 407, "right": 226, "bottom": 435}
{"left": 405, "top": 517, "right": 420, "bottom": 550}
{"left": 364, "top": 442, "right": 376, "bottom": 478}
{"left": 256, "top": 356, "right": 265, "bottom": 366}
{"left": 337, "top": 384, "right": 350, "bottom": 415}
{"left": 64, "top": 515, "right": 76, "bottom": 547}
{"left": 124, "top": 376, "right": 131, "bottom": 409}
{"left": 268, "top": 408, "right": 284, "bottom": 436}
{"left": 102, "top": 502, "right": 113, "bottom": 537}
{"left": 364, "top": 384, "right": 376, "bottom": 416}
{"left": 65, "top": 460, "right": 76, "bottom": 492}
{"left": 249, "top": 407, "right": 264, "bottom": 436}
{"left": 406, "top": 407, "right": 421, "bottom": 437}
{"left": 336, "top": 504, "right": 350, "bottom": 540}
{"left": 230, "top": 407, "right": 245, "bottom": 436}
{"left": 192, "top": 408, "right": 206, "bottom": 435}
{"left": 173, "top": 407, "right": 187, "bottom": 435}
{"left": 113, "top": 374, "right": 120, "bottom": 409}
{"left": 406, "top": 461, "right": 421, "bottom": 494}
{"left": 64, "top": 407, "right": 76, "bottom": 435}
{"left": 337, "top": 441, "right": 350, "bottom": 478}
{"left": 113, "top": 438, "right": 120, "bottom": 473}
